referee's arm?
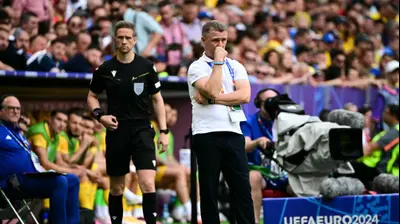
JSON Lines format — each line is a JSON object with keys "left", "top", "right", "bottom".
{"left": 149, "top": 67, "right": 167, "bottom": 131}
{"left": 87, "top": 68, "right": 105, "bottom": 111}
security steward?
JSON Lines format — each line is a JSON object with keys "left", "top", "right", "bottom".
{"left": 355, "top": 104, "right": 399, "bottom": 187}
{"left": 87, "top": 21, "right": 169, "bottom": 224}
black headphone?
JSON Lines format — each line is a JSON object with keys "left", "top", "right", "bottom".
{"left": 254, "top": 88, "right": 281, "bottom": 108}
{"left": 0, "top": 94, "right": 16, "bottom": 109}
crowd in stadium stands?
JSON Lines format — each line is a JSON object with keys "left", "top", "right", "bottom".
{"left": 0, "top": 0, "right": 399, "bottom": 223}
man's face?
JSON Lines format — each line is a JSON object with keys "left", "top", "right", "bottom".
{"left": 25, "top": 16, "right": 39, "bottom": 35}
{"left": 99, "top": 20, "right": 111, "bottom": 37}
{"left": 115, "top": 28, "right": 136, "bottom": 54}
{"left": 51, "top": 42, "right": 66, "bottom": 61}
{"left": 85, "top": 48, "right": 102, "bottom": 67}
{"left": 389, "top": 70, "right": 399, "bottom": 84}
{"left": 77, "top": 33, "right": 91, "bottom": 52}
{"left": 15, "top": 31, "right": 29, "bottom": 51}
{"left": 68, "top": 114, "right": 82, "bottom": 137}
{"left": 0, "top": 96, "right": 21, "bottom": 124}
{"left": 55, "top": 23, "right": 68, "bottom": 37}
{"left": 382, "top": 107, "right": 393, "bottom": 124}
{"left": 81, "top": 119, "right": 95, "bottom": 135}
{"left": 202, "top": 29, "right": 228, "bottom": 56}
{"left": 182, "top": 4, "right": 198, "bottom": 23}
{"left": 66, "top": 41, "right": 77, "bottom": 59}
{"left": 30, "top": 36, "right": 47, "bottom": 54}
{"left": 334, "top": 54, "right": 346, "bottom": 69}
{"left": 160, "top": 5, "right": 174, "bottom": 22}
{"left": 49, "top": 112, "right": 68, "bottom": 134}
{"left": 0, "top": 30, "right": 9, "bottom": 51}
{"left": 260, "top": 90, "right": 278, "bottom": 120}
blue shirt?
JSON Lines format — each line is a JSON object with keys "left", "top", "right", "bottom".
{"left": 240, "top": 113, "right": 274, "bottom": 166}
{"left": 0, "top": 121, "right": 37, "bottom": 188}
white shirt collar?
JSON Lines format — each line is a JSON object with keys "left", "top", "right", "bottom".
{"left": 200, "top": 52, "right": 213, "bottom": 63}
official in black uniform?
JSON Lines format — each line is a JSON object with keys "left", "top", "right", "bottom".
{"left": 87, "top": 21, "right": 169, "bottom": 224}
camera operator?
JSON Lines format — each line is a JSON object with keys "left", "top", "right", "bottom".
{"left": 240, "top": 88, "right": 292, "bottom": 223}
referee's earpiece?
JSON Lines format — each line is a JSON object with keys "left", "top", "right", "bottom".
{"left": 254, "top": 88, "right": 280, "bottom": 108}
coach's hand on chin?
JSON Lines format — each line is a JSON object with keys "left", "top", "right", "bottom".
{"left": 100, "top": 115, "right": 119, "bottom": 130}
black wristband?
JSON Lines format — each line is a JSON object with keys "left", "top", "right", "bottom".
{"left": 92, "top": 108, "right": 104, "bottom": 121}
{"left": 208, "top": 99, "right": 215, "bottom": 104}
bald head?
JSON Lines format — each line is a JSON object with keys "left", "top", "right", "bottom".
{"left": 0, "top": 95, "right": 21, "bottom": 124}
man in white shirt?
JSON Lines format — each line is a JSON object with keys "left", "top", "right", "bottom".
{"left": 187, "top": 20, "right": 255, "bottom": 224}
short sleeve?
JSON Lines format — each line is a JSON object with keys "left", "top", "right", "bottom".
{"left": 57, "top": 136, "right": 69, "bottom": 155}
{"left": 187, "top": 62, "right": 209, "bottom": 86}
{"left": 29, "top": 134, "right": 48, "bottom": 149}
{"left": 141, "top": 12, "right": 164, "bottom": 34}
{"left": 148, "top": 64, "right": 161, "bottom": 95}
{"left": 377, "top": 128, "right": 399, "bottom": 151}
{"left": 240, "top": 121, "right": 253, "bottom": 139}
{"left": 89, "top": 66, "right": 106, "bottom": 94}
{"left": 233, "top": 60, "right": 248, "bottom": 81}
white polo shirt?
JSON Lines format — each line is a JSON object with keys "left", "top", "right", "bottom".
{"left": 187, "top": 53, "right": 249, "bottom": 135}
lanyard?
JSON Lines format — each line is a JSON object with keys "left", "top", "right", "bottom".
{"left": 257, "top": 113, "right": 273, "bottom": 140}
{"left": 0, "top": 122, "right": 31, "bottom": 153}
{"left": 206, "top": 59, "right": 236, "bottom": 90}
{"left": 0, "top": 122, "right": 43, "bottom": 172}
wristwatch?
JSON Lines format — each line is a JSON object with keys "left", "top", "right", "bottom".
{"left": 160, "top": 129, "right": 169, "bottom": 134}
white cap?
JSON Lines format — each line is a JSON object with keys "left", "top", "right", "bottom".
{"left": 385, "top": 60, "right": 399, "bottom": 73}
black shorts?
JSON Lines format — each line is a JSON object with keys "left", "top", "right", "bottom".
{"left": 105, "top": 120, "right": 156, "bottom": 176}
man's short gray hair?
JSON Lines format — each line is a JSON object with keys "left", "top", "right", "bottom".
{"left": 202, "top": 20, "right": 228, "bottom": 37}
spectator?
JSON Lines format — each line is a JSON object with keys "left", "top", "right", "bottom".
{"left": 54, "top": 21, "right": 68, "bottom": 37}
{"left": 359, "top": 106, "right": 374, "bottom": 143}
{"left": 19, "top": 11, "right": 39, "bottom": 38}
{"left": 76, "top": 32, "right": 92, "bottom": 52}
{"left": 0, "top": 7, "right": 11, "bottom": 31}
{"left": 373, "top": 60, "right": 399, "bottom": 129}
{"left": 26, "top": 37, "right": 67, "bottom": 72}
{"left": 13, "top": 29, "right": 30, "bottom": 53}
{"left": 53, "top": 0, "right": 68, "bottom": 23}
{"left": 29, "top": 34, "right": 47, "bottom": 55}
{"left": 12, "top": 0, "right": 54, "bottom": 35}
{"left": 157, "top": 0, "right": 193, "bottom": 76}
{"left": 67, "top": 15, "right": 83, "bottom": 37}
{"left": 63, "top": 36, "right": 77, "bottom": 60}
{"left": 181, "top": 0, "right": 202, "bottom": 43}
{"left": 110, "top": 0, "right": 163, "bottom": 57}
{"left": 63, "top": 44, "right": 102, "bottom": 73}
{"left": 0, "top": 28, "right": 27, "bottom": 70}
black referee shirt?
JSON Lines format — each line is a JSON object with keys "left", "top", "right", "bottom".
{"left": 89, "top": 55, "right": 161, "bottom": 121}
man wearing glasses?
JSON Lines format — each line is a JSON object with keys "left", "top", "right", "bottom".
{"left": 0, "top": 95, "right": 80, "bottom": 224}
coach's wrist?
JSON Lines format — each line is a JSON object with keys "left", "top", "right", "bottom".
{"left": 208, "top": 98, "right": 215, "bottom": 104}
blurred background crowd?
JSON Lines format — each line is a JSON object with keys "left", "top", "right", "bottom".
{"left": 0, "top": 0, "right": 399, "bottom": 88}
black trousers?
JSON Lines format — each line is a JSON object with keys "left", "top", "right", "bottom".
{"left": 192, "top": 132, "right": 255, "bottom": 224}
